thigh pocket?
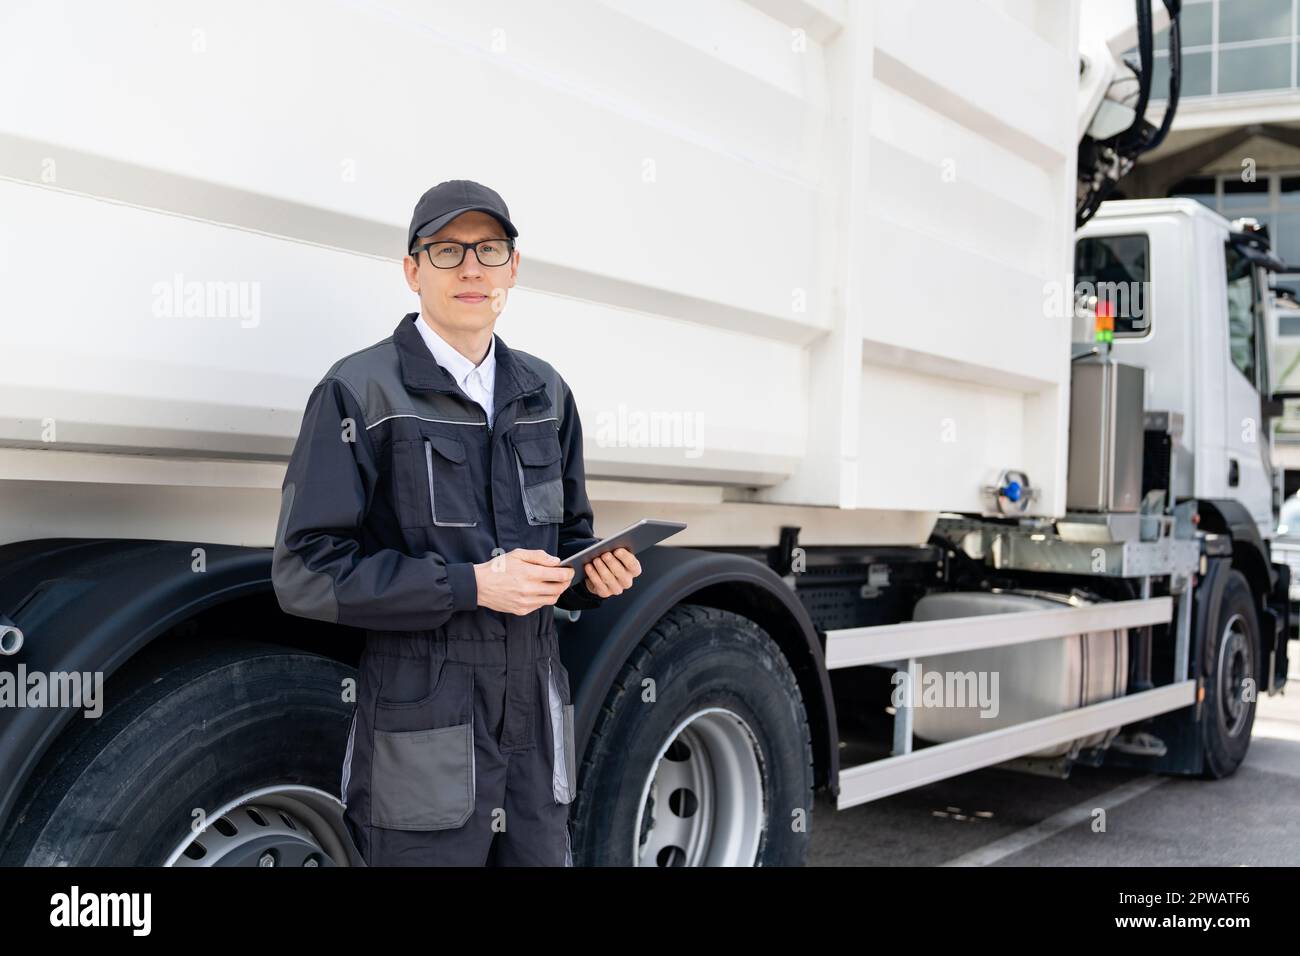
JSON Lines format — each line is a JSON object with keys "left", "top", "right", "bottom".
{"left": 546, "top": 658, "right": 577, "bottom": 804}
{"left": 424, "top": 434, "right": 478, "bottom": 527}
{"left": 371, "top": 723, "right": 475, "bottom": 830}
{"left": 370, "top": 659, "right": 475, "bottom": 830}
{"left": 512, "top": 433, "right": 564, "bottom": 525}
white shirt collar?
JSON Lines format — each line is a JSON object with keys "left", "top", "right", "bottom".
{"left": 414, "top": 315, "right": 496, "bottom": 393}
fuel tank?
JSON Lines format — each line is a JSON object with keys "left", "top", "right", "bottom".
{"left": 908, "top": 589, "right": 1128, "bottom": 757}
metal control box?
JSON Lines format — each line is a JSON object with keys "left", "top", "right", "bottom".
{"left": 1067, "top": 358, "right": 1145, "bottom": 513}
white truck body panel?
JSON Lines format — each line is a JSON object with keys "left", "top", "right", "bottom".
{"left": 1, "top": 0, "right": 1081, "bottom": 548}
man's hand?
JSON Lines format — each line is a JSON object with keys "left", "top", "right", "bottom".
{"left": 474, "top": 549, "right": 575, "bottom": 616}
{"left": 582, "top": 547, "right": 641, "bottom": 598}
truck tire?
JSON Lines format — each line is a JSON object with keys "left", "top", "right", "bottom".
{"left": 0, "top": 640, "right": 360, "bottom": 866}
{"left": 569, "top": 605, "right": 814, "bottom": 866}
{"left": 1200, "top": 569, "right": 1260, "bottom": 779}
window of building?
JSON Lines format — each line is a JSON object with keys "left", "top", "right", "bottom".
{"left": 1279, "top": 312, "right": 1300, "bottom": 335}
{"left": 1223, "top": 177, "right": 1271, "bottom": 209}
{"left": 1167, "top": 176, "right": 1216, "bottom": 206}
{"left": 1168, "top": 171, "right": 1300, "bottom": 287}
{"left": 1129, "top": 0, "right": 1299, "bottom": 99}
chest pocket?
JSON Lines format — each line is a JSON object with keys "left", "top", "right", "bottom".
{"left": 511, "top": 432, "right": 564, "bottom": 525}
{"left": 423, "top": 434, "right": 478, "bottom": 527}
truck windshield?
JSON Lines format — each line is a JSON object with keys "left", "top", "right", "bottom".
{"left": 1075, "top": 234, "right": 1150, "bottom": 335}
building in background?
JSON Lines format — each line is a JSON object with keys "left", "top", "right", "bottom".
{"left": 1120, "top": 0, "right": 1300, "bottom": 496}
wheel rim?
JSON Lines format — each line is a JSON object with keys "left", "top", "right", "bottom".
{"left": 1216, "top": 613, "right": 1253, "bottom": 739}
{"left": 632, "top": 708, "right": 765, "bottom": 866}
{"left": 163, "top": 785, "right": 356, "bottom": 867}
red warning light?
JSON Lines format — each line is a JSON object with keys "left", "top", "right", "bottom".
{"left": 1095, "top": 298, "right": 1115, "bottom": 330}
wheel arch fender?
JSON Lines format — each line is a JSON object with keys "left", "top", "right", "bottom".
{"left": 0, "top": 538, "right": 275, "bottom": 841}
{"left": 1196, "top": 498, "right": 1275, "bottom": 599}
{"left": 1195, "top": 499, "right": 1280, "bottom": 687}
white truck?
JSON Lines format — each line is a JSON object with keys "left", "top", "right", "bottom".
{"left": 0, "top": 0, "right": 1290, "bottom": 867}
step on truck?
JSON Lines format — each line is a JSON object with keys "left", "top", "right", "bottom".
{"left": 0, "top": 0, "right": 1291, "bottom": 866}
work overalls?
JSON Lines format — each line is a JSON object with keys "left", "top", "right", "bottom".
{"left": 272, "top": 312, "right": 605, "bottom": 866}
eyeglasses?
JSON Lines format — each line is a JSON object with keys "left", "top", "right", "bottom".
{"left": 413, "top": 238, "right": 515, "bottom": 269}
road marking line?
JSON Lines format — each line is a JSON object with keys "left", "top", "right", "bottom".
{"left": 939, "top": 775, "right": 1167, "bottom": 867}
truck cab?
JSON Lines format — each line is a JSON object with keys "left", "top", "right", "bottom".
{"left": 1076, "top": 198, "right": 1282, "bottom": 539}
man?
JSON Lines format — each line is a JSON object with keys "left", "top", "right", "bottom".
{"left": 271, "top": 179, "right": 641, "bottom": 866}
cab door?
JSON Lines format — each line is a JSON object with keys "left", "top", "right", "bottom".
{"left": 1222, "top": 242, "right": 1276, "bottom": 535}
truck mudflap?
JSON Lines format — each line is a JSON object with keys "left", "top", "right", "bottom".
{"left": 1264, "top": 561, "right": 1292, "bottom": 693}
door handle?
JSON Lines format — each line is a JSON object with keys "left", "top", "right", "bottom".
{"left": 1228, "top": 458, "right": 1240, "bottom": 487}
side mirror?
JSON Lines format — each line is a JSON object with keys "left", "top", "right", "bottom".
{"left": 1265, "top": 390, "right": 1300, "bottom": 420}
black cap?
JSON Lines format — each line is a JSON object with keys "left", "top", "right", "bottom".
{"left": 407, "top": 180, "right": 518, "bottom": 254}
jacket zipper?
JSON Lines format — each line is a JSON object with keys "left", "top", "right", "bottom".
{"left": 486, "top": 417, "right": 500, "bottom": 549}
{"left": 514, "top": 437, "right": 538, "bottom": 524}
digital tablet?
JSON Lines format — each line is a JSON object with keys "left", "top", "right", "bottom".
{"left": 559, "top": 519, "right": 687, "bottom": 586}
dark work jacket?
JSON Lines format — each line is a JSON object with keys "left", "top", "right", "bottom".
{"left": 271, "top": 311, "right": 607, "bottom": 636}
